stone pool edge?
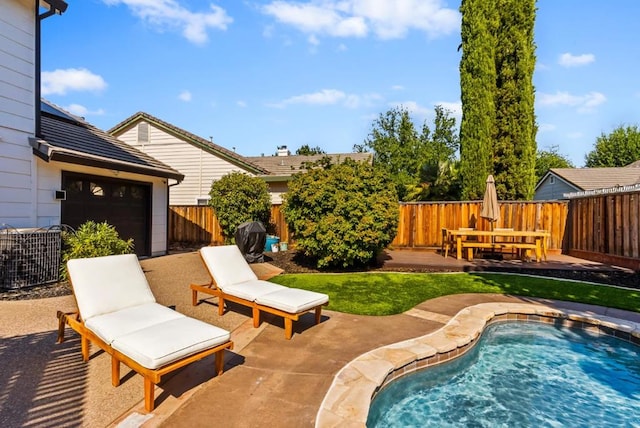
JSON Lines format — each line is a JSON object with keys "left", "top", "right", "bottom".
{"left": 314, "top": 302, "right": 640, "bottom": 428}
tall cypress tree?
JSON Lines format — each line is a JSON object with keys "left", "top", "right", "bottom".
{"left": 459, "top": 0, "right": 537, "bottom": 200}
{"left": 459, "top": 0, "right": 496, "bottom": 200}
{"left": 493, "top": 0, "right": 537, "bottom": 199}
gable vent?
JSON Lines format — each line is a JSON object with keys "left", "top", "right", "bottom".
{"left": 137, "top": 122, "right": 149, "bottom": 143}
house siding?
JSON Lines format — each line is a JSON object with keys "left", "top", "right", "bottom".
{"left": 118, "top": 123, "right": 249, "bottom": 205}
{"left": 534, "top": 175, "right": 578, "bottom": 200}
{"left": 0, "top": 0, "right": 36, "bottom": 227}
{"left": 266, "top": 182, "right": 288, "bottom": 204}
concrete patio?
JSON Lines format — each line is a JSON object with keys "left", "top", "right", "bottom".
{"left": 0, "top": 250, "right": 636, "bottom": 427}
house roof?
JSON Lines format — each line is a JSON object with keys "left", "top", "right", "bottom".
{"left": 246, "top": 152, "right": 373, "bottom": 177}
{"left": 544, "top": 167, "right": 640, "bottom": 191}
{"left": 108, "top": 112, "right": 269, "bottom": 175}
{"left": 34, "top": 100, "right": 184, "bottom": 181}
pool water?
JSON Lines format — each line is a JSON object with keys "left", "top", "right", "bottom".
{"left": 368, "top": 322, "right": 640, "bottom": 427}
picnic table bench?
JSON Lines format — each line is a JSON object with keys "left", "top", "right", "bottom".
{"left": 444, "top": 229, "right": 550, "bottom": 262}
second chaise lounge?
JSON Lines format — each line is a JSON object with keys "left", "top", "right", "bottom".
{"left": 191, "top": 245, "right": 329, "bottom": 339}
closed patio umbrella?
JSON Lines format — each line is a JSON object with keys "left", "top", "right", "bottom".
{"left": 480, "top": 174, "right": 500, "bottom": 229}
{"left": 480, "top": 175, "right": 501, "bottom": 259}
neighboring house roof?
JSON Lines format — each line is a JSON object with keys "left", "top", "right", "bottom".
{"left": 246, "top": 152, "right": 373, "bottom": 178}
{"left": 109, "top": 111, "right": 269, "bottom": 175}
{"left": 32, "top": 100, "right": 184, "bottom": 181}
{"left": 538, "top": 167, "right": 640, "bottom": 192}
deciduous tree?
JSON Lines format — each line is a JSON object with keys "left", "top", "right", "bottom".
{"left": 535, "top": 145, "right": 573, "bottom": 183}
{"left": 584, "top": 125, "right": 640, "bottom": 167}
{"left": 355, "top": 105, "right": 460, "bottom": 201}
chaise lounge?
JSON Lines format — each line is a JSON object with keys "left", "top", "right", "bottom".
{"left": 57, "top": 254, "right": 234, "bottom": 412}
{"left": 191, "top": 245, "right": 329, "bottom": 339}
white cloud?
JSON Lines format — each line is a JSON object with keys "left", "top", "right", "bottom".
{"left": 41, "top": 68, "right": 107, "bottom": 96}
{"left": 391, "top": 101, "right": 431, "bottom": 117}
{"left": 178, "top": 90, "right": 192, "bottom": 102}
{"left": 391, "top": 84, "right": 404, "bottom": 91}
{"left": 64, "top": 104, "right": 105, "bottom": 117}
{"left": 434, "top": 101, "right": 462, "bottom": 118}
{"left": 270, "top": 89, "right": 381, "bottom": 108}
{"left": 538, "top": 123, "right": 557, "bottom": 133}
{"left": 558, "top": 53, "right": 595, "bottom": 67}
{"left": 537, "top": 91, "right": 606, "bottom": 113}
{"left": 102, "top": 0, "right": 232, "bottom": 44}
{"left": 261, "top": 0, "right": 459, "bottom": 41}
{"left": 236, "top": 100, "right": 247, "bottom": 108}
{"left": 276, "top": 89, "right": 347, "bottom": 107}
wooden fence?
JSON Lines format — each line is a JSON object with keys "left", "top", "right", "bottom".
{"left": 169, "top": 201, "right": 568, "bottom": 252}
{"left": 566, "top": 190, "right": 640, "bottom": 270}
{"left": 169, "top": 195, "right": 640, "bottom": 270}
{"left": 169, "top": 205, "right": 290, "bottom": 245}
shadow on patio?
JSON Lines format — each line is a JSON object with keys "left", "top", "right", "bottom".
{"left": 0, "top": 331, "right": 86, "bottom": 427}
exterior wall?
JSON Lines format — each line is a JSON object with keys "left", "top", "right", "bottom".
{"left": 266, "top": 181, "right": 288, "bottom": 204}
{"left": 37, "top": 159, "right": 170, "bottom": 256}
{"left": 0, "top": 0, "right": 36, "bottom": 227}
{"left": 534, "top": 175, "right": 578, "bottom": 200}
{"left": 117, "top": 123, "right": 250, "bottom": 205}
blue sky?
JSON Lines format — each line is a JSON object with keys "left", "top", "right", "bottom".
{"left": 40, "top": 0, "right": 640, "bottom": 167}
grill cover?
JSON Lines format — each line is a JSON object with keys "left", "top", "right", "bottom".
{"left": 234, "top": 221, "right": 266, "bottom": 263}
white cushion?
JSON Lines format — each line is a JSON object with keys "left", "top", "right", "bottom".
{"left": 221, "top": 279, "right": 287, "bottom": 302}
{"left": 256, "top": 288, "right": 329, "bottom": 314}
{"left": 200, "top": 245, "right": 258, "bottom": 288}
{"left": 85, "top": 303, "right": 184, "bottom": 345}
{"left": 111, "top": 317, "right": 231, "bottom": 369}
{"left": 67, "top": 254, "right": 156, "bottom": 320}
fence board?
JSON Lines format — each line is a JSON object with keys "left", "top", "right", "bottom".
{"left": 169, "top": 201, "right": 570, "bottom": 253}
{"left": 567, "top": 189, "right": 640, "bottom": 270}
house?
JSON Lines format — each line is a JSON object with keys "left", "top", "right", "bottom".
{"left": 1, "top": 1, "right": 182, "bottom": 257}
{"left": 245, "top": 150, "right": 372, "bottom": 203}
{"left": 109, "top": 112, "right": 269, "bottom": 205}
{"left": 110, "top": 112, "right": 372, "bottom": 204}
{"left": 534, "top": 164, "right": 640, "bottom": 200}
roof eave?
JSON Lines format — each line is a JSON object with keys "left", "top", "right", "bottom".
{"left": 259, "top": 174, "right": 293, "bottom": 182}
{"left": 30, "top": 138, "right": 184, "bottom": 182}
{"left": 109, "top": 113, "right": 269, "bottom": 175}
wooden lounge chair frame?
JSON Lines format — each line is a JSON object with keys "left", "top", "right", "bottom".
{"left": 190, "top": 251, "right": 328, "bottom": 340}
{"left": 57, "top": 255, "right": 234, "bottom": 412}
{"left": 57, "top": 310, "right": 232, "bottom": 411}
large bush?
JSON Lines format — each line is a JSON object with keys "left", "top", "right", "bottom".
{"left": 282, "top": 159, "right": 399, "bottom": 269}
{"left": 209, "top": 171, "right": 272, "bottom": 243}
{"left": 60, "top": 221, "right": 134, "bottom": 279}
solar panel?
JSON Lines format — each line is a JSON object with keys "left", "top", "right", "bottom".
{"left": 41, "top": 100, "right": 80, "bottom": 123}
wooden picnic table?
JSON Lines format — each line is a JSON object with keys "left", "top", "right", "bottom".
{"left": 445, "top": 229, "right": 550, "bottom": 262}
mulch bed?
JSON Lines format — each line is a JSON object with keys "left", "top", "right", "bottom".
{"left": 2, "top": 247, "right": 638, "bottom": 301}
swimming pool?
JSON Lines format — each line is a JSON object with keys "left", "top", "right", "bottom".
{"left": 367, "top": 322, "right": 640, "bottom": 427}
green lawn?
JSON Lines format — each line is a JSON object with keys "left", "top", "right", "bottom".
{"left": 269, "top": 272, "right": 640, "bottom": 316}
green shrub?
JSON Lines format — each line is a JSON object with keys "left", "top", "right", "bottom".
{"left": 208, "top": 171, "right": 272, "bottom": 243}
{"left": 282, "top": 159, "right": 399, "bottom": 268}
{"left": 60, "top": 221, "right": 134, "bottom": 280}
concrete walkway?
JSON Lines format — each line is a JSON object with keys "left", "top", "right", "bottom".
{"left": 0, "top": 251, "right": 637, "bottom": 427}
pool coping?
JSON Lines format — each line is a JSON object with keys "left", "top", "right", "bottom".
{"left": 314, "top": 302, "right": 640, "bottom": 427}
